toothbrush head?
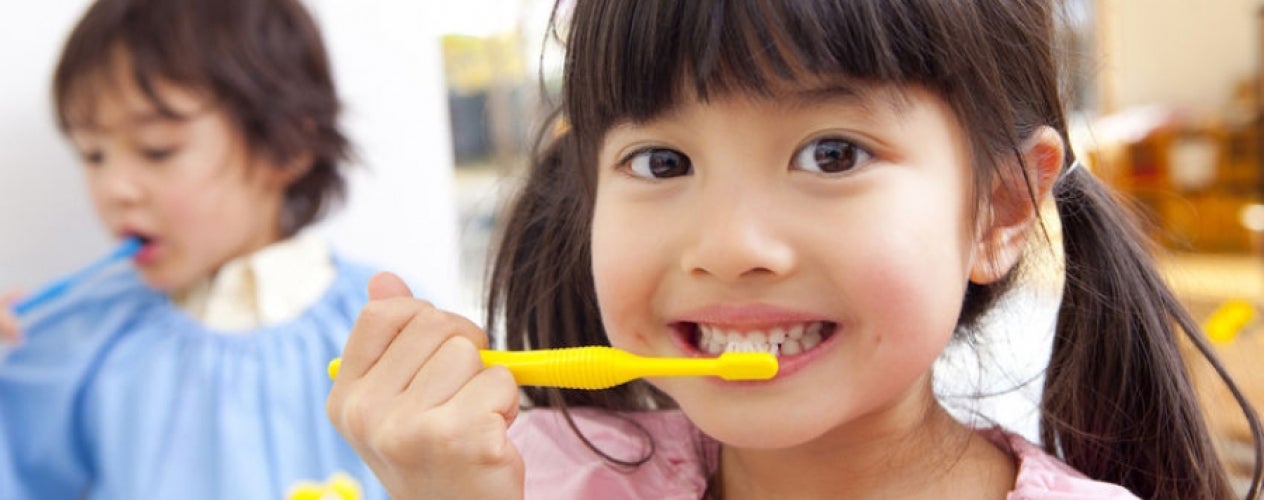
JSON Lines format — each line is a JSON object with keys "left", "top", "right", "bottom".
{"left": 713, "top": 352, "right": 779, "bottom": 381}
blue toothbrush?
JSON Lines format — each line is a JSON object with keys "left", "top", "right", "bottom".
{"left": 12, "top": 237, "right": 144, "bottom": 315}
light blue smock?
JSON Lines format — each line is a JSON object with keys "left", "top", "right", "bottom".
{"left": 0, "top": 256, "right": 388, "bottom": 499}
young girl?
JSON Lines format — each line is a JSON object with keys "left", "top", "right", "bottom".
{"left": 327, "top": 1, "right": 1263, "bottom": 498}
{"left": 0, "top": 0, "right": 389, "bottom": 498}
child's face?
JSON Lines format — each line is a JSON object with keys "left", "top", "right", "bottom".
{"left": 67, "top": 76, "right": 292, "bottom": 293}
{"left": 592, "top": 85, "right": 984, "bottom": 450}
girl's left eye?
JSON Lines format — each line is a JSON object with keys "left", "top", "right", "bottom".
{"left": 792, "top": 138, "right": 871, "bottom": 174}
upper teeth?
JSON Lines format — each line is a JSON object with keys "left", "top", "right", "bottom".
{"left": 698, "top": 322, "right": 827, "bottom": 356}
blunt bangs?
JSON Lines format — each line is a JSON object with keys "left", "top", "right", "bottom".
{"left": 561, "top": 0, "right": 977, "bottom": 138}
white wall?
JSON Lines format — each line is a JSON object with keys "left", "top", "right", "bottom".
{"left": 304, "top": 0, "right": 460, "bottom": 307}
{"left": 0, "top": 2, "right": 103, "bottom": 292}
{"left": 0, "top": 0, "right": 461, "bottom": 308}
{"left": 1099, "top": 0, "right": 1258, "bottom": 114}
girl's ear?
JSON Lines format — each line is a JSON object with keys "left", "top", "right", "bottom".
{"left": 258, "top": 151, "right": 314, "bottom": 189}
{"left": 969, "top": 126, "right": 1064, "bottom": 284}
{"left": 279, "top": 152, "right": 315, "bottom": 186}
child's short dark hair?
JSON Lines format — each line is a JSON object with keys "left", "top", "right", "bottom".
{"left": 53, "top": 0, "right": 351, "bottom": 235}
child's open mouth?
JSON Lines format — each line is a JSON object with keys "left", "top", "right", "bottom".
{"left": 679, "top": 321, "right": 838, "bottom": 357}
{"left": 123, "top": 233, "right": 158, "bottom": 263}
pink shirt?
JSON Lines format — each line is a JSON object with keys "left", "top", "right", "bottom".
{"left": 508, "top": 408, "right": 1139, "bottom": 499}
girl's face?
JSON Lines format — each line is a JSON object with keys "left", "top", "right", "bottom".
{"left": 68, "top": 71, "right": 292, "bottom": 293}
{"left": 592, "top": 85, "right": 985, "bottom": 449}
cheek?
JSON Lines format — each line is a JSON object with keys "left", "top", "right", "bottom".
{"left": 590, "top": 203, "right": 664, "bottom": 349}
{"left": 853, "top": 245, "right": 963, "bottom": 338}
{"left": 844, "top": 199, "right": 973, "bottom": 347}
{"left": 156, "top": 176, "right": 249, "bottom": 250}
{"left": 591, "top": 217, "right": 635, "bottom": 336}
{"left": 157, "top": 182, "right": 214, "bottom": 224}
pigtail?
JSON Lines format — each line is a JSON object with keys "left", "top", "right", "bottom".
{"left": 1044, "top": 166, "right": 1262, "bottom": 499}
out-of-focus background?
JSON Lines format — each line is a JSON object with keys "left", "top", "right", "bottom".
{"left": 3, "top": 0, "right": 1264, "bottom": 492}
{"left": 0, "top": 0, "right": 463, "bottom": 310}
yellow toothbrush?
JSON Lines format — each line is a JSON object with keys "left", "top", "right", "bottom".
{"left": 327, "top": 346, "right": 778, "bottom": 389}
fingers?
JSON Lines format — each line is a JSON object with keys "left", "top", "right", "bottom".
{"left": 407, "top": 365, "right": 521, "bottom": 470}
{"left": 444, "top": 365, "right": 521, "bottom": 429}
{"left": 405, "top": 335, "right": 496, "bottom": 410}
{"left": 329, "top": 273, "right": 498, "bottom": 452}
{"left": 339, "top": 272, "right": 488, "bottom": 386}
{"left": 375, "top": 362, "right": 520, "bottom": 469}
{"left": 324, "top": 279, "right": 525, "bottom": 499}
{"left": 0, "top": 314, "right": 20, "bottom": 344}
{"left": 336, "top": 272, "right": 423, "bottom": 383}
{"left": 0, "top": 291, "right": 24, "bottom": 344}
{"left": 367, "top": 272, "right": 412, "bottom": 301}
{"left": 336, "top": 296, "right": 427, "bottom": 382}
{"left": 361, "top": 311, "right": 488, "bottom": 396}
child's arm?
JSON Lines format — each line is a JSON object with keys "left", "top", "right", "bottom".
{"left": 326, "top": 272, "right": 524, "bottom": 500}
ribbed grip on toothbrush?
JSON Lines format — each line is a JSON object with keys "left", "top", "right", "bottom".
{"left": 480, "top": 346, "right": 634, "bottom": 389}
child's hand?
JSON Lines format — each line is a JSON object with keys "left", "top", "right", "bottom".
{"left": 0, "top": 291, "right": 24, "bottom": 344}
{"left": 326, "top": 272, "right": 523, "bottom": 500}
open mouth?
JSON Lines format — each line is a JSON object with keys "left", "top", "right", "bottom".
{"left": 122, "top": 232, "right": 158, "bottom": 262}
{"left": 678, "top": 321, "right": 838, "bottom": 357}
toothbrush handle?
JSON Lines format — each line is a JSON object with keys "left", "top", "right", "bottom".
{"left": 11, "top": 237, "right": 142, "bottom": 316}
{"left": 480, "top": 347, "right": 643, "bottom": 389}
{"left": 12, "top": 282, "right": 74, "bottom": 315}
{"left": 479, "top": 347, "right": 730, "bottom": 389}
{"left": 326, "top": 348, "right": 754, "bottom": 388}
{"left": 328, "top": 348, "right": 692, "bottom": 388}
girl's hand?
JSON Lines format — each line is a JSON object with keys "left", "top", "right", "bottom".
{"left": 326, "top": 272, "right": 523, "bottom": 500}
{"left": 0, "top": 291, "right": 24, "bottom": 345}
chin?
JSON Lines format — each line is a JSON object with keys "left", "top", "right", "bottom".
{"left": 671, "top": 390, "right": 839, "bottom": 450}
{"left": 689, "top": 409, "right": 831, "bottom": 449}
{"left": 137, "top": 269, "right": 192, "bottom": 293}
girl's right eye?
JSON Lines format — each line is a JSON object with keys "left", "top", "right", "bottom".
{"left": 624, "top": 148, "right": 692, "bottom": 179}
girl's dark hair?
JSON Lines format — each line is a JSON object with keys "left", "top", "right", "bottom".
{"left": 488, "top": 1, "right": 1263, "bottom": 498}
{"left": 53, "top": 0, "right": 350, "bottom": 235}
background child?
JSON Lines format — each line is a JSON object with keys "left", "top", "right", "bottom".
{"left": 327, "top": 1, "right": 1263, "bottom": 499}
{"left": 0, "top": 0, "right": 390, "bottom": 498}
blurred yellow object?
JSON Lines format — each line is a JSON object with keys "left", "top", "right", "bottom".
{"left": 327, "top": 358, "right": 341, "bottom": 381}
{"left": 328, "top": 347, "right": 778, "bottom": 389}
{"left": 1204, "top": 298, "right": 1256, "bottom": 344}
{"left": 286, "top": 472, "right": 361, "bottom": 500}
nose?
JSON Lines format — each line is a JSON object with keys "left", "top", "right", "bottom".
{"left": 91, "top": 157, "right": 145, "bottom": 208}
{"left": 678, "top": 184, "right": 797, "bottom": 282}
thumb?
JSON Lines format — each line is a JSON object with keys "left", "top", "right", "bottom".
{"left": 0, "top": 291, "right": 23, "bottom": 344}
{"left": 367, "top": 272, "right": 413, "bottom": 301}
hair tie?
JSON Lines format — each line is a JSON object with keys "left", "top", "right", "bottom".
{"left": 1062, "top": 159, "right": 1084, "bottom": 179}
